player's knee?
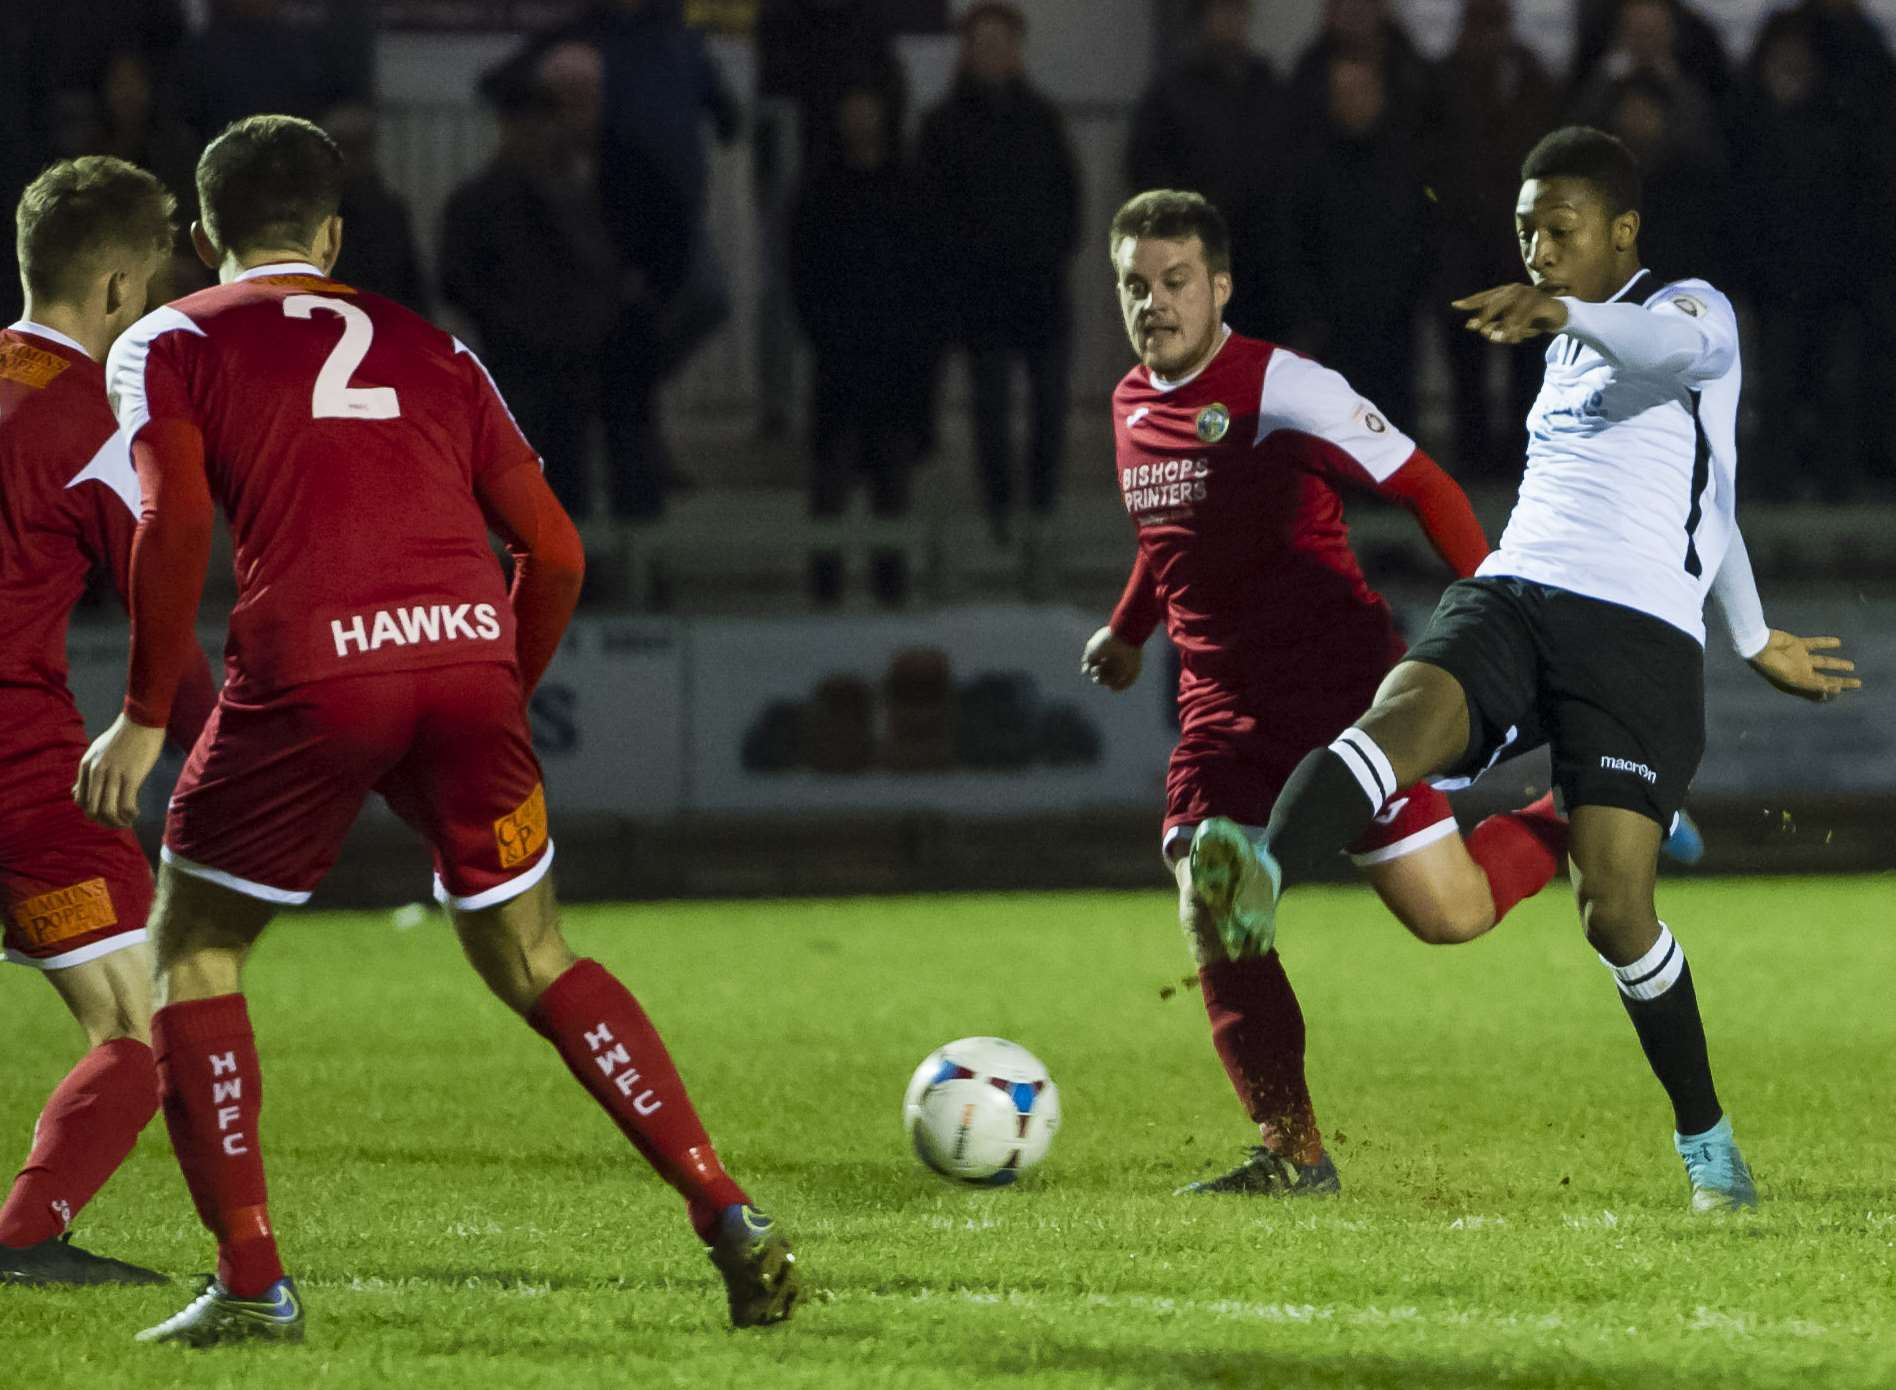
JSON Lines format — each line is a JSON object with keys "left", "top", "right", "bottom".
{"left": 1574, "top": 881, "right": 1657, "bottom": 955}
{"left": 1399, "top": 895, "right": 1492, "bottom": 946}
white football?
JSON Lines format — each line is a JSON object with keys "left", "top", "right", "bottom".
{"left": 903, "top": 1037, "right": 1061, "bottom": 1186}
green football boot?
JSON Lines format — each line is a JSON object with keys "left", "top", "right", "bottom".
{"left": 1189, "top": 818, "right": 1282, "bottom": 959}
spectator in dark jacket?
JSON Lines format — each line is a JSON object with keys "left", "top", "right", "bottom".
{"left": 494, "top": 0, "right": 742, "bottom": 519}
{"left": 1436, "top": 0, "right": 1561, "bottom": 478}
{"left": 917, "top": 3, "right": 1081, "bottom": 546}
{"left": 324, "top": 101, "right": 428, "bottom": 314}
{"left": 790, "top": 85, "right": 935, "bottom": 606}
{"left": 1284, "top": 55, "right": 1431, "bottom": 434}
{"left": 752, "top": 0, "right": 907, "bottom": 438}
{"left": 1127, "top": 0, "right": 1287, "bottom": 338}
{"left": 1287, "top": 0, "right": 1442, "bottom": 146}
{"left": 1572, "top": 0, "right": 1733, "bottom": 117}
{"left": 440, "top": 71, "right": 622, "bottom": 519}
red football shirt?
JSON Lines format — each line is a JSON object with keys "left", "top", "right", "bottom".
{"left": 106, "top": 262, "right": 540, "bottom": 703}
{"left": 0, "top": 322, "right": 208, "bottom": 773}
{"left": 1111, "top": 329, "right": 1424, "bottom": 728}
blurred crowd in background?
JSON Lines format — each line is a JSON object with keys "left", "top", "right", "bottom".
{"left": 4, "top": 0, "right": 1893, "bottom": 608}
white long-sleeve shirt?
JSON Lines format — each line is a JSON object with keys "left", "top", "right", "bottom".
{"left": 1477, "top": 267, "right": 1767, "bottom": 656}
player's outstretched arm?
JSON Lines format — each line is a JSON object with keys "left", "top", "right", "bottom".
{"left": 1084, "top": 550, "right": 1158, "bottom": 691}
{"left": 1452, "top": 284, "right": 1569, "bottom": 345}
{"left": 1377, "top": 451, "right": 1490, "bottom": 579}
{"left": 476, "top": 463, "right": 585, "bottom": 694}
{"left": 76, "top": 420, "right": 215, "bottom": 828}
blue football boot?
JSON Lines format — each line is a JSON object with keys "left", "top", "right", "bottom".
{"left": 1674, "top": 1115, "right": 1758, "bottom": 1213}
{"left": 1661, "top": 810, "right": 1705, "bottom": 866}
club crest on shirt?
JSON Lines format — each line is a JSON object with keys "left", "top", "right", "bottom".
{"left": 1194, "top": 403, "right": 1230, "bottom": 443}
{"left": 1670, "top": 295, "right": 1703, "bottom": 317}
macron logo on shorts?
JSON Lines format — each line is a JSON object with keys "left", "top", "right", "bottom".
{"left": 330, "top": 603, "right": 502, "bottom": 657}
{"left": 1599, "top": 755, "right": 1658, "bottom": 784}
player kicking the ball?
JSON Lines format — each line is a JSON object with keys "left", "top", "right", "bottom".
{"left": 76, "top": 116, "right": 799, "bottom": 1342}
{"left": 1221, "top": 128, "right": 1859, "bottom": 1212}
{"left": 1086, "top": 190, "right": 1590, "bottom": 1198}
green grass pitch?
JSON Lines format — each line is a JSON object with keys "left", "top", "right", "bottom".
{"left": 3, "top": 878, "right": 1892, "bottom": 1388}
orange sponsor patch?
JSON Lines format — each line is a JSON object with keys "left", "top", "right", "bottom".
{"left": 494, "top": 783, "right": 548, "bottom": 870}
{"left": 13, "top": 878, "right": 117, "bottom": 948}
{"left": 0, "top": 341, "right": 72, "bottom": 389}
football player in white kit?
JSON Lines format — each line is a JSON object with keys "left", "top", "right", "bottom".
{"left": 1189, "top": 126, "right": 1860, "bottom": 1212}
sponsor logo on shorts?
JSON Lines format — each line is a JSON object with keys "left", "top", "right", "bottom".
{"left": 1372, "top": 795, "right": 1411, "bottom": 826}
{"left": 330, "top": 602, "right": 503, "bottom": 657}
{"left": 1599, "top": 755, "right": 1658, "bottom": 784}
{"left": 12, "top": 877, "right": 117, "bottom": 948}
{"left": 1194, "top": 403, "right": 1230, "bottom": 443}
{"left": 494, "top": 782, "right": 548, "bottom": 870}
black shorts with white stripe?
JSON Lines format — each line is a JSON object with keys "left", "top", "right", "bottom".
{"left": 1404, "top": 576, "right": 1705, "bottom": 827}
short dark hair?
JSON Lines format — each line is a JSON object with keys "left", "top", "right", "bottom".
{"left": 195, "top": 114, "right": 344, "bottom": 258}
{"left": 1109, "top": 189, "right": 1232, "bottom": 273}
{"left": 15, "top": 156, "right": 176, "bottom": 303}
{"left": 960, "top": 2, "right": 1025, "bottom": 35}
{"left": 1520, "top": 125, "right": 1642, "bottom": 215}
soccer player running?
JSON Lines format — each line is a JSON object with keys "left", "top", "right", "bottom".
{"left": 1086, "top": 190, "right": 1582, "bottom": 1197}
{"left": 75, "top": 116, "right": 800, "bottom": 1343}
{"left": 1216, "top": 127, "right": 1860, "bottom": 1211}
{"left": 1, "top": 157, "right": 217, "bottom": 1286}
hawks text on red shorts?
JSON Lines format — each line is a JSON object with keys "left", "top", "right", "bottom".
{"left": 330, "top": 602, "right": 503, "bottom": 658}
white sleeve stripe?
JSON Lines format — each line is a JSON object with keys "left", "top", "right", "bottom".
{"left": 103, "top": 305, "right": 205, "bottom": 439}
{"left": 64, "top": 430, "right": 142, "bottom": 517}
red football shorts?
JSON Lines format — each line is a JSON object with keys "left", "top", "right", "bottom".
{"left": 1160, "top": 725, "right": 1457, "bottom": 868}
{"left": 163, "top": 662, "right": 551, "bottom": 909}
{"left": 2, "top": 764, "right": 154, "bottom": 969}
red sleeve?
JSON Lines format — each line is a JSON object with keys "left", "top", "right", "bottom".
{"left": 1375, "top": 449, "right": 1490, "bottom": 580}
{"left": 81, "top": 468, "right": 217, "bottom": 750}
{"left": 1108, "top": 547, "right": 1162, "bottom": 646}
{"left": 476, "top": 462, "right": 584, "bottom": 694}
{"left": 123, "top": 420, "right": 214, "bottom": 728}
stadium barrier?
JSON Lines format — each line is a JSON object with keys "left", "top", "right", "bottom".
{"left": 63, "top": 597, "right": 1895, "bottom": 902}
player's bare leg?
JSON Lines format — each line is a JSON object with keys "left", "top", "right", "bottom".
{"left": 1365, "top": 786, "right": 1571, "bottom": 946}
{"left": 1568, "top": 806, "right": 1754, "bottom": 1212}
{"left": 453, "top": 875, "right": 800, "bottom": 1327}
{"left": 136, "top": 865, "right": 305, "bottom": 1346}
{"left": 1363, "top": 834, "right": 1497, "bottom": 944}
{"left": 0, "top": 945, "right": 166, "bottom": 1286}
{"left": 1170, "top": 850, "right": 1338, "bottom": 1198}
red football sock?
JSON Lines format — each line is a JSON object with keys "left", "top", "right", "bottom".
{"left": 0, "top": 1038, "right": 158, "bottom": 1248}
{"left": 529, "top": 959, "right": 748, "bottom": 1241}
{"left": 1467, "top": 792, "right": 1568, "bottom": 924}
{"left": 151, "top": 995, "right": 284, "bottom": 1296}
{"left": 1198, "top": 951, "right": 1324, "bottom": 1166}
